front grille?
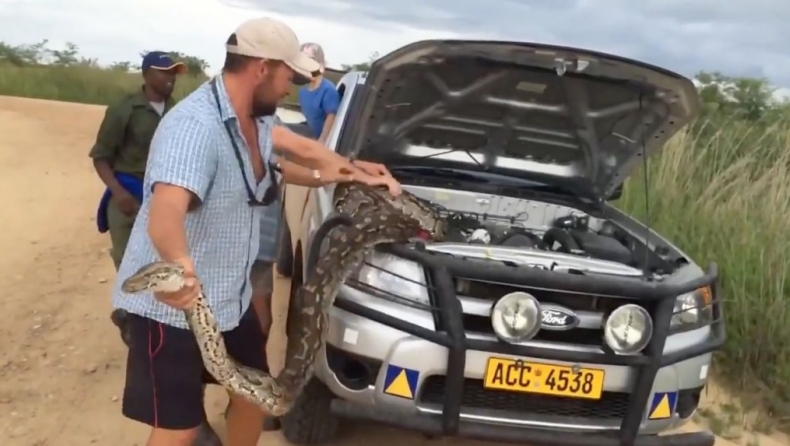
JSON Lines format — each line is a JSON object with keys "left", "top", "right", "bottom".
{"left": 462, "top": 314, "right": 604, "bottom": 346}
{"left": 419, "top": 376, "right": 630, "bottom": 420}
{"left": 456, "top": 279, "right": 651, "bottom": 313}
{"left": 442, "top": 278, "right": 659, "bottom": 349}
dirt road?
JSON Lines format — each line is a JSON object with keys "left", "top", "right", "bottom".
{"left": 0, "top": 96, "right": 778, "bottom": 445}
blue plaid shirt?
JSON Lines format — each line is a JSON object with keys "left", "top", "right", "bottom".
{"left": 258, "top": 117, "right": 282, "bottom": 262}
{"left": 112, "top": 75, "right": 278, "bottom": 331}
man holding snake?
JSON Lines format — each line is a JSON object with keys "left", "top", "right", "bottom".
{"left": 111, "top": 17, "right": 400, "bottom": 446}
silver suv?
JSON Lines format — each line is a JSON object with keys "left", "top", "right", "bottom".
{"left": 275, "top": 40, "right": 725, "bottom": 446}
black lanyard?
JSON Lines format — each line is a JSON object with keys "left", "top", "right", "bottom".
{"left": 210, "top": 77, "right": 278, "bottom": 207}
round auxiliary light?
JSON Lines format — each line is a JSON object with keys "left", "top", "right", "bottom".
{"left": 604, "top": 304, "right": 653, "bottom": 355}
{"left": 491, "top": 292, "right": 541, "bottom": 343}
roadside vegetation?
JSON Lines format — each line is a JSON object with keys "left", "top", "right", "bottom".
{"left": 618, "top": 75, "right": 790, "bottom": 429}
{"left": 2, "top": 40, "right": 789, "bottom": 429}
{"left": 0, "top": 40, "right": 352, "bottom": 106}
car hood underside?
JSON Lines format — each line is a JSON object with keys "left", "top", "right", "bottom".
{"left": 348, "top": 40, "right": 701, "bottom": 200}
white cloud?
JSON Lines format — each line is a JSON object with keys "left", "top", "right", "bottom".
{"left": 0, "top": 0, "right": 473, "bottom": 73}
{"left": 1, "top": 0, "right": 788, "bottom": 102}
{"left": 772, "top": 88, "right": 790, "bottom": 102}
{"left": 228, "top": 0, "right": 790, "bottom": 88}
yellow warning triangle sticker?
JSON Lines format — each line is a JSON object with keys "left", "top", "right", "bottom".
{"left": 649, "top": 394, "right": 671, "bottom": 419}
{"left": 384, "top": 370, "right": 413, "bottom": 399}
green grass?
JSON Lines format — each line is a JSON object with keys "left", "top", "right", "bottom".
{"left": 0, "top": 63, "right": 207, "bottom": 105}
{"left": 0, "top": 62, "right": 347, "bottom": 108}
{"left": 618, "top": 115, "right": 790, "bottom": 425}
{"left": 1, "top": 62, "right": 789, "bottom": 427}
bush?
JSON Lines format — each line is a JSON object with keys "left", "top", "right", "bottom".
{"left": 618, "top": 114, "right": 790, "bottom": 422}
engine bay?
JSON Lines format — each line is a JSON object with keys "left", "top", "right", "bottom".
{"left": 442, "top": 211, "right": 638, "bottom": 268}
{"left": 399, "top": 184, "right": 681, "bottom": 277}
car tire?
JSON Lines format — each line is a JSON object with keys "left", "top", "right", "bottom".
{"left": 281, "top": 378, "right": 340, "bottom": 445}
{"left": 275, "top": 201, "right": 294, "bottom": 277}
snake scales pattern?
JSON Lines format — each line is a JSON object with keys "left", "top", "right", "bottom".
{"left": 121, "top": 183, "right": 446, "bottom": 416}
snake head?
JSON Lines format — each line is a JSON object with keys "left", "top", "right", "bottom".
{"left": 121, "top": 261, "right": 187, "bottom": 294}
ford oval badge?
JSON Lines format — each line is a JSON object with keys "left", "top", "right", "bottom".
{"left": 540, "top": 305, "right": 580, "bottom": 331}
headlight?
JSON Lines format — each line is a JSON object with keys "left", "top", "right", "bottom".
{"left": 670, "top": 287, "right": 713, "bottom": 331}
{"left": 351, "top": 252, "right": 430, "bottom": 306}
{"left": 604, "top": 304, "right": 653, "bottom": 355}
{"left": 490, "top": 292, "right": 541, "bottom": 343}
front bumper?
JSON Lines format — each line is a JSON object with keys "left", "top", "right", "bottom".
{"left": 319, "top": 300, "right": 717, "bottom": 446}
{"left": 330, "top": 400, "right": 715, "bottom": 446}
{"left": 307, "top": 221, "right": 725, "bottom": 446}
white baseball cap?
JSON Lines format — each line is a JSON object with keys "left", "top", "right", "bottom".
{"left": 226, "top": 17, "right": 320, "bottom": 84}
{"left": 300, "top": 42, "right": 326, "bottom": 74}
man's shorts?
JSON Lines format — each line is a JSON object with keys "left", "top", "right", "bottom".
{"left": 121, "top": 308, "right": 268, "bottom": 430}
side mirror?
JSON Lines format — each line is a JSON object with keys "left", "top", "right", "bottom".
{"left": 607, "top": 184, "right": 624, "bottom": 201}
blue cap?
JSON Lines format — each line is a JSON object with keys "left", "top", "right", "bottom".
{"left": 141, "top": 51, "right": 186, "bottom": 73}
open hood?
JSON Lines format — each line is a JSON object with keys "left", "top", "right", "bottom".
{"left": 345, "top": 40, "right": 701, "bottom": 200}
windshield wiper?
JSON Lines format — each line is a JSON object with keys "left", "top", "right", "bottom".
{"left": 518, "top": 183, "right": 582, "bottom": 196}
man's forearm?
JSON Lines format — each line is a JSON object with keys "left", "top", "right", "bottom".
{"left": 297, "top": 140, "right": 368, "bottom": 177}
{"left": 148, "top": 191, "right": 193, "bottom": 270}
{"left": 283, "top": 151, "right": 324, "bottom": 170}
{"left": 272, "top": 126, "right": 351, "bottom": 170}
{"left": 288, "top": 138, "right": 341, "bottom": 169}
{"left": 279, "top": 159, "right": 324, "bottom": 187}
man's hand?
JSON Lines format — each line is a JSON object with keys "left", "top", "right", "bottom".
{"left": 316, "top": 164, "right": 355, "bottom": 185}
{"left": 316, "top": 162, "right": 401, "bottom": 195}
{"left": 350, "top": 160, "right": 401, "bottom": 196}
{"left": 352, "top": 160, "right": 392, "bottom": 178}
{"left": 153, "top": 267, "right": 202, "bottom": 310}
{"left": 347, "top": 167, "right": 402, "bottom": 196}
{"left": 270, "top": 127, "right": 402, "bottom": 195}
{"left": 115, "top": 190, "right": 140, "bottom": 217}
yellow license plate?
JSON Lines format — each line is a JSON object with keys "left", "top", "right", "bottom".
{"left": 483, "top": 357, "right": 605, "bottom": 400}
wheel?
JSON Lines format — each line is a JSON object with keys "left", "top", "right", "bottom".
{"left": 275, "top": 201, "right": 294, "bottom": 277}
{"left": 281, "top": 250, "right": 338, "bottom": 444}
{"left": 281, "top": 378, "right": 340, "bottom": 445}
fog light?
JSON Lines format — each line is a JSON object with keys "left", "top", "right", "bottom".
{"left": 491, "top": 292, "right": 541, "bottom": 343}
{"left": 604, "top": 304, "right": 653, "bottom": 355}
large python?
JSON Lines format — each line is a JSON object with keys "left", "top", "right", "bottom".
{"left": 121, "top": 183, "right": 445, "bottom": 416}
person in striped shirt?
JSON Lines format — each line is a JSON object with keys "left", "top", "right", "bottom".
{"left": 111, "top": 17, "right": 399, "bottom": 446}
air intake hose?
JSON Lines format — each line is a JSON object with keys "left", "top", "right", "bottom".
{"left": 542, "top": 228, "right": 581, "bottom": 253}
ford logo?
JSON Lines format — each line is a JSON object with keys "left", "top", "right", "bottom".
{"left": 540, "top": 306, "right": 580, "bottom": 331}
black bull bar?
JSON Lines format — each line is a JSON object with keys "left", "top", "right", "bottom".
{"left": 306, "top": 214, "right": 726, "bottom": 446}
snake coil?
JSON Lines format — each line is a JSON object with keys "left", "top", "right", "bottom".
{"left": 121, "top": 183, "right": 446, "bottom": 415}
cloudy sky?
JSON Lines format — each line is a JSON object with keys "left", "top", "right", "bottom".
{"left": 2, "top": 0, "right": 789, "bottom": 92}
